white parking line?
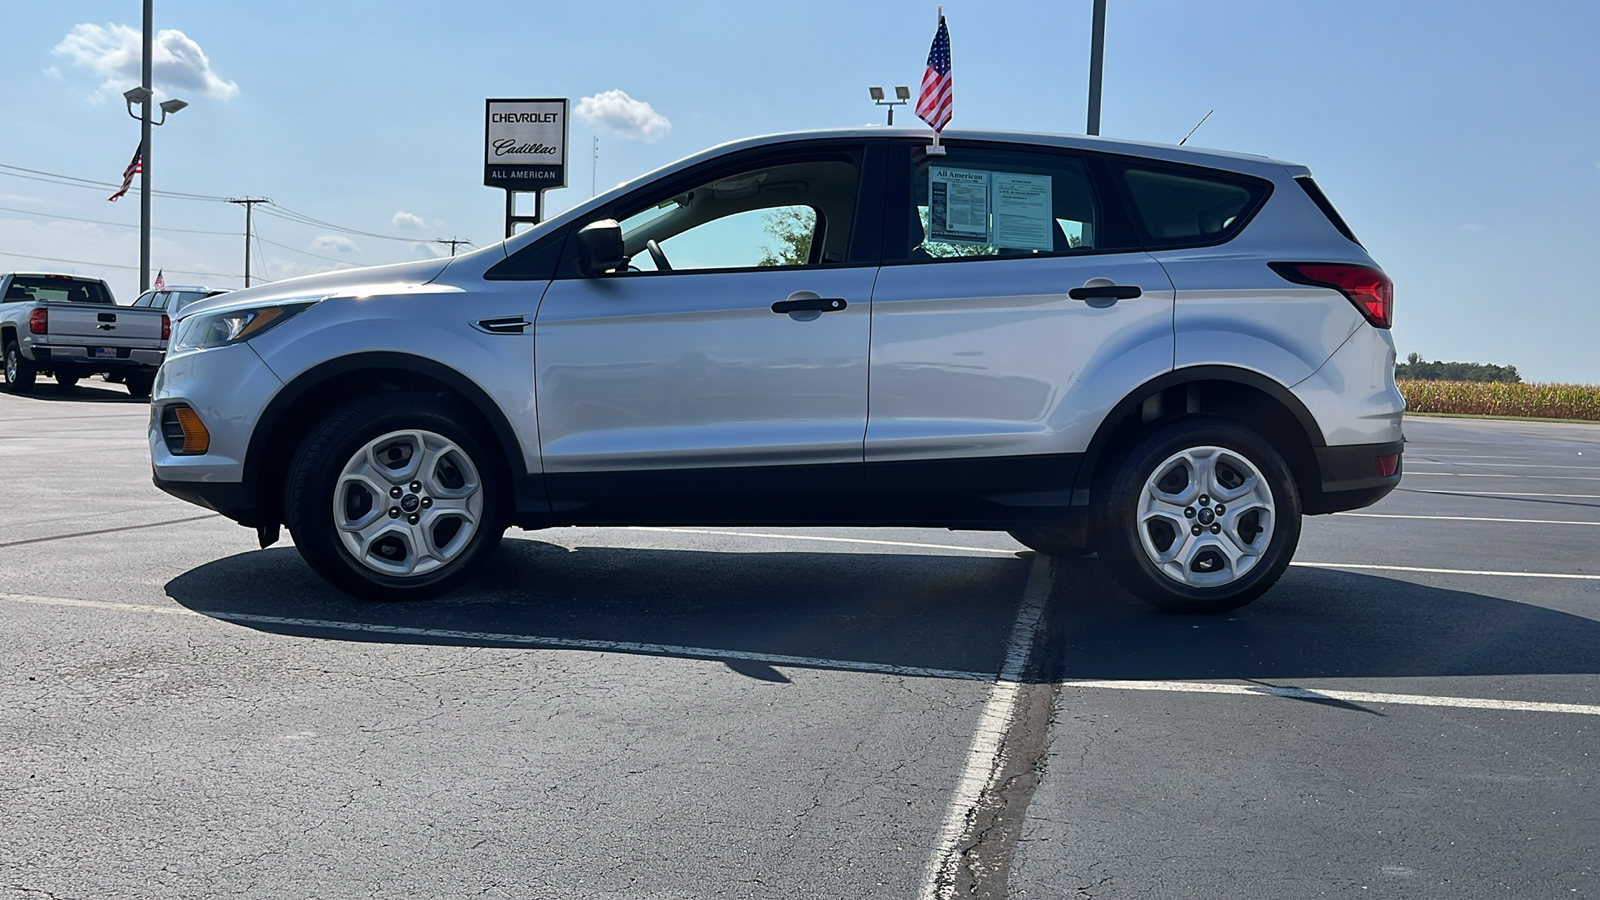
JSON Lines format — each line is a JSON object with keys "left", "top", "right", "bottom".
{"left": 920, "top": 554, "right": 1052, "bottom": 900}
{"left": 1408, "top": 462, "right": 1598, "bottom": 471}
{"left": 1406, "top": 472, "right": 1600, "bottom": 481}
{"left": 1336, "top": 512, "right": 1600, "bottom": 527}
{"left": 619, "top": 526, "right": 1022, "bottom": 556}
{"left": 1294, "top": 562, "right": 1600, "bottom": 580}
{"left": 1063, "top": 680, "right": 1600, "bottom": 717}
{"left": 1405, "top": 489, "right": 1600, "bottom": 499}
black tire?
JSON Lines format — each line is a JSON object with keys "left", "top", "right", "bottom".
{"left": 285, "top": 394, "right": 506, "bottom": 601}
{"left": 124, "top": 373, "right": 155, "bottom": 399}
{"left": 55, "top": 372, "right": 80, "bottom": 389}
{"left": 3, "top": 339, "right": 37, "bottom": 393}
{"left": 1097, "top": 416, "right": 1301, "bottom": 614}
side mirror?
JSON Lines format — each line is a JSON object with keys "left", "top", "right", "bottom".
{"left": 576, "top": 219, "right": 626, "bottom": 276}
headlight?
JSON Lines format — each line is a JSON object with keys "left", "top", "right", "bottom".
{"left": 172, "top": 301, "right": 317, "bottom": 351}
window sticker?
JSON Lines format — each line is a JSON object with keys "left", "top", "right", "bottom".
{"left": 928, "top": 167, "right": 992, "bottom": 245}
{"left": 991, "top": 172, "right": 1054, "bottom": 251}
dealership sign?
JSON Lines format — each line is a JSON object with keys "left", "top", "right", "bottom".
{"left": 484, "top": 98, "right": 568, "bottom": 190}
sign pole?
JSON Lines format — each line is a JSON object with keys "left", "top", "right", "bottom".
{"left": 485, "top": 97, "right": 568, "bottom": 238}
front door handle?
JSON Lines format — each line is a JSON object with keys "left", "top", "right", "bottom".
{"left": 1068, "top": 284, "right": 1142, "bottom": 301}
{"left": 771, "top": 295, "right": 847, "bottom": 315}
{"left": 472, "top": 316, "right": 530, "bottom": 335}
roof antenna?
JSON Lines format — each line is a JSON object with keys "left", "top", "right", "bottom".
{"left": 1178, "top": 109, "right": 1213, "bottom": 146}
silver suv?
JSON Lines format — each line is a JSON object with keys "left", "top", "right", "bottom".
{"left": 150, "top": 129, "right": 1404, "bottom": 612}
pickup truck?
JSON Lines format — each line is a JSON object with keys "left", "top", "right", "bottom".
{"left": 1, "top": 272, "right": 169, "bottom": 397}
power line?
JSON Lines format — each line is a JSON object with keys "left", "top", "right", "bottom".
{"left": 0, "top": 249, "right": 239, "bottom": 280}
{"left": 435, "top": 237, "right": 471, "bottom": 256}
{"left": 256, "top": 203, "right": 422, "bottom": 244}
{"left": 0, "top": 204, "right": 236, "bottom": 235}
{"left": 253, "top": 235, "right": 363, "bottom": 267}
{"left": 0, "top": 161, "right": 230, "bottom": 202}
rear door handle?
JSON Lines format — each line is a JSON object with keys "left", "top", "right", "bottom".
{"left": 771, "top": 296, "right": 847, "bottom": 315}
{"left": 1068, "top": 284, "right": 1142, "bottom": 301}
{"left": 472, "top": 316, "right": 530, "bottom": 335}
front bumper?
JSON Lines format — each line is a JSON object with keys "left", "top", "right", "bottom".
{"left": 1307, "top": 439, "right": 1403, "bottom": 514}
{"left": 149, "top": 342, "right": 284, "bottom": 524}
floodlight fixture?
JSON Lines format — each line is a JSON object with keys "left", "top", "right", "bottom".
{"left": 159, "top": 98, "right": 189, "bottom": 115}
{"left": 124, "top": 86, "right": 154, "bottom": 105}
{"left": 868, "top": 83, "right": 910, "bottom": 125}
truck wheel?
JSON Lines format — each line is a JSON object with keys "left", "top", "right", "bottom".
{"left": 285, "top": 395, "right": 505, "bottom": 601}
{"left": 125, "top": 373, "right": 155, "bottom": 399}
{"left": 55, "top": 372, "right": 80, "bottom": 389}
{"left": 3, "top": 339, "right": 36, "bottom": 393}
{"left": 1097, "top": 417, "right": 1301, "bottom": 614}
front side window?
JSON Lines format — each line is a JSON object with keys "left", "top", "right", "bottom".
{"left": 895, "top": 147, "right": 1099, "bottom": 262}
{"left": 602, "top": 156, "right": 859, "bottom": 274}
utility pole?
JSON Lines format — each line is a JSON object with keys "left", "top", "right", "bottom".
{"left": 228, "top": 198, "right": 267, "bottom": 287}
{"left": 435, "top": 237, "right": 471, "bottom": 257}
{"left": 1087, "top": 0, "right": 1107, "bottom": 135}
{"left": 139, "top": 0, "right": 152, "bottom": 291}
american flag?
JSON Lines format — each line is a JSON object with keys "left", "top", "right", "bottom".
{"left": 108, "top": 142, "right": 142, "bottom": 202}
{"left": 153, "top": 269, "right": 165, "bottom": 290}
{"left": 916, "top": 16, "right": 953, "bottom": 132}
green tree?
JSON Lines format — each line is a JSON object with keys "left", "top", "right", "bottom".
{"left": 757, "top": 207, "right": 816, "bottom": 267}
{"left": 1395, "top": 352, "right": 1521, "bottom": 383}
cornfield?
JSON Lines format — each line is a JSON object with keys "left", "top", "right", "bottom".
{"left": 1399, "top": 380, "right": 1600, "bottom": 421}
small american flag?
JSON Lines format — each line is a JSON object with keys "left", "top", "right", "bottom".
{"left": 153, "top": 269, "right": 165, "bottom": 290}
{"left": 108, "top": 142, "right": 142, "bottom": 202}
{"left": 916, "top": 15, "right": 953, "bottom": 133}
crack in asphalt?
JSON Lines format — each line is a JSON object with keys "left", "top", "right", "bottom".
{"left": 0, "top": 514, "right": 218, "bottom": 549}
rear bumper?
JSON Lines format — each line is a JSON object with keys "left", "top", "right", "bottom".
{"left": 32, "top": 345, "right": 163, "bottom": 369}
{"left": 1307, "top": 439, "right": 1403, "bottom": 514}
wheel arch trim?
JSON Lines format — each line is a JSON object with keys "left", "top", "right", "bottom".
{"left": 1071, "top": 364, "right": 1327, "bottom": 505}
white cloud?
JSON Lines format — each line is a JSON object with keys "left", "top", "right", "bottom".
{"left": 575, "top": 90, "right": 671, "bottom": 143}
{"left": 54, "top": 23, "right": 238, "bottom": 100}
{"left": 311, "top": 235, "right": 359, "bottom": 254}
{"left": 1459, "top": 223, "right": 1487, "bottom": 232}
{"left": 411, "top": 241, "right": 449, "bottom": 259}
{"left": 392, "top": 211, "right": 427, "bottom": 230}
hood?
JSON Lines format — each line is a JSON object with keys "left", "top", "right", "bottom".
{"left": 174, "top": 256, "right": 454, "bottom": 320}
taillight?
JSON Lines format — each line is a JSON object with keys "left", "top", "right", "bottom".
{"left": 1270, "top": 262, "right": 1394, "bottom": 329}
{"left": 161, "top": 314, "right": 171, "bottom": 341}
{"left": 1375, "top": 454, "right": 1399, "bottom": 478}
{"left": 29, "top": 308, "right": 47, "bottom": 334}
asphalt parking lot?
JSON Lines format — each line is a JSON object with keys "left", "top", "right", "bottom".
{"left": 3, "top": 380, "right": 1596, "bottom": 899}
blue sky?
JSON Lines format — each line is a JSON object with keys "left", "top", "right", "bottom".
{"left": 2, "top": 1, "right": 1598, "bottom": 382}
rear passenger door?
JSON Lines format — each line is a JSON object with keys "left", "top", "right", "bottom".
{"left": 865, "top": 141, "right": 1175, "bottom": 494}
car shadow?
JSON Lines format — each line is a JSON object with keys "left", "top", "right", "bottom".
{"left": 7, "top": 381, "right": 145, "bottom": 403}
{"left": 1046, "top": 555, "right": 1600, "bottom": 682}
{"left": 163, "top": 537, "right": 1600, "bottom": 683}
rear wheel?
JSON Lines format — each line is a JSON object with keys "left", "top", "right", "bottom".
{"left": 124, "top": 372, "right": 154, "bottom": 398}
{"left": 3, "top": 340, "right": 36, "bottom": 393}
{"left": 55, "top": 372, "right": 80, "bottom": 388}
{"left": 286, "top": 395, "right": 505, "bottom": 600}
{"left": 1097, "top": 417, "right": 1300, "bottom": 613}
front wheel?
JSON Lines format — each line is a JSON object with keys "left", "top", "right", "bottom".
{"left": 3, "top": 340, "right": 36, "bottom": 393}
{"left": 55, "top": 372, "right": 80, "bottom": 389}
{"left": 1097, "top": 417, "right": 1301, "bottom": 614}
{"left": 285, "top": 395, "right": 505, "bottom": 600}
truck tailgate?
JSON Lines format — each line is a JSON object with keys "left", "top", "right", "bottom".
{"left": 46, "top": 303, "right": 166, "bottom": 344}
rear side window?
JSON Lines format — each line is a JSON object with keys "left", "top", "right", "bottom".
{"left": 1117, "top": 165, "right": 1270, "bottom": 248}
{"left": 3, "top": 276, "right": 113, "bottom": 304}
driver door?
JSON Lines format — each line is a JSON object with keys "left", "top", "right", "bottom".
{"left": 533, "top": 141, "right": 882, "bottom": 522}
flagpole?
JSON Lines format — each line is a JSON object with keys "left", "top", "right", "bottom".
{"left": 928, "top": 5, "right": 947, "bottom": 156}
{"left": 139, "top": 0, "right": 152, "bottom": 292}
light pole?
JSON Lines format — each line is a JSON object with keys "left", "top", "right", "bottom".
{"left": 869, "top": 86, "right": 911, "bottom": 125}
{"left": 122, "top": 0, "right": 188, "bottom": 292}
{"left": 1086, "top": 0, "right": 1107, "bottom": 135}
